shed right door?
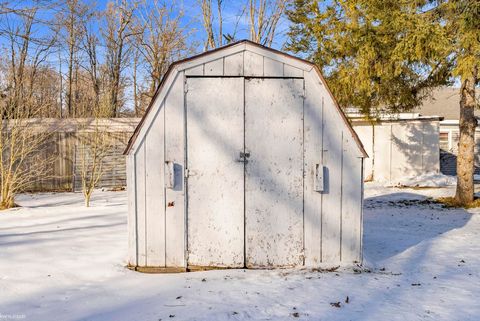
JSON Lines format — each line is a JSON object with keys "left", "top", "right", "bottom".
{"left": 244, "top": 78, "right": 304, "bottom": 267}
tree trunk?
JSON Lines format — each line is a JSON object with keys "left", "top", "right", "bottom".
{"left": 133, "top": 52, "right": 139, "bottom": 116}
{"left": 0, "top": 196, "right": 15, "bottom": 210}
{"left": 85, "top": 191, "right": 91, "bottom": 207}
{"left": 455, "top": 74, "right": 477, "bottom": 205}
{"left": 0, "top": 185, "right": 15, "bottom": 210}
{"left": 67, "top": 37, "right": 74, "bottom": 117}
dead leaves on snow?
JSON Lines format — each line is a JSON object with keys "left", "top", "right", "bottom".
{"left": 329, "top": 296, "right": 350, "bottom": 309}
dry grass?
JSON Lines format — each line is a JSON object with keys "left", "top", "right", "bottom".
{"left": 407, "top": 186, "right": 447, "bottom": 190}
{"left": 0, "top": 203, "right": 20, "bottom": 211}
{"left": 436, "top": 197, "right": 480, "bottom": 209}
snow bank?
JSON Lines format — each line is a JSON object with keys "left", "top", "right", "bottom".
{"left": 392, "top": 173, "right": 456, "bottom": 188}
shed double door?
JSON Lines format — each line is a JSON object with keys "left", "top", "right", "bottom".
{"left": 186, "top": 77, "right": 304, "bottom": 268}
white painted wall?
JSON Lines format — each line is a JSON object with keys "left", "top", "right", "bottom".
{"left": 353, "top": 120, "right": 440, "bottom": 185}
{"left": 352, "top": 125, "right": 374, "bottom": 181}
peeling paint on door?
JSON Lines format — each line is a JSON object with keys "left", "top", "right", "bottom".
{"left": 186, "top": 77, "right": 305, "bottom": 268}
{"left": 186, "top": 77, "right": 245, "bottom": 268}
{"left": 245, "top": 78, "right": 304, "bottom": 267}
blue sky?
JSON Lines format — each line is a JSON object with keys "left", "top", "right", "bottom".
{"left": 0, "top": 0, "right": 293, "bottom": 109}
{"left": 0, "top": 0, "right": 291, "bottom": 62}
{"left": 178, "top": 0, "right": 291, "bottom": 50}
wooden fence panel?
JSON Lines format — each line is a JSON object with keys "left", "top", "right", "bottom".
{"left": 23, "top": 118, "right": 138, "bottom": 192}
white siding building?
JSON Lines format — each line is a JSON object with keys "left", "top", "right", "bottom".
{"left": 352, "top": 114, "right": 442, "bottom": 185}
{"left": 124, "top": 40, "right": 367, "bottom": 272}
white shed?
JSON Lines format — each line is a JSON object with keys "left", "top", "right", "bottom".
{"left": 351, "top": 114, "right": 441, "bottom": 185}
{"left": 124, "top": 40, "right": 367, "bottom": 272}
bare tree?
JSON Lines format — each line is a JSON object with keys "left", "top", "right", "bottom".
{"left": 248, "top": 0, "right": 287, "bottom": 46}
{"left": 103, "top": 0, "right": 137, "bottom": 117}
{"left": 0, "top": 119, "right": 56, "bottom": 209}
{"left": 80, "top": 10, "right": 101, "bottom": 112}
{"left": 201, "top": 0, "right": 223, "bottom": 49}
{"left": 0, "top": 2, "right": 26, "bottom": 18}
{"left": 77, "top": 118, "right": 112, "bottom": 207}
{"left": 131, "top": 47, "right": 145, "bottom": 116}
{"left": 59, "top": 0, "right": 88, "bottom": 118}
{"left": 0, "top": 9, "right": 58, "bottom": 209}
{"left": 2, "top": 6, "right": 58, "bottom": 116}
{"left": 200, "top": 0, "right": 247, "bottom": 49}
{"left": 133, "top": 0, "right": 192, "bottom": 99}
{"left": 0, "top": 2, "right": 12, "bottom": 15}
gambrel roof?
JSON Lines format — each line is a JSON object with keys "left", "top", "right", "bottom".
{"left": 124, "top": 40, "right": 367, "bottom": 157}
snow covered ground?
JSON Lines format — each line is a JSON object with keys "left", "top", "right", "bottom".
{"left": 0, "top": 185, "right": 479, "bottom": 321}
{"left": 392, "top": 173, "right": 457, "bottom": 188}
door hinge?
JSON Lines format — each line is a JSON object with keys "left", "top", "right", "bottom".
{"left": 184, "top": 168, "right": 189, "bottom": 178}
{"left": 184, "top": 82, "right": 188, "bottom": 93}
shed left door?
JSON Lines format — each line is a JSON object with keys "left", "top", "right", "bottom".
{"left": 186, "top": 77, "right": 245, "bottom": 268}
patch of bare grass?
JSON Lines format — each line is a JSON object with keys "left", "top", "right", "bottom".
{"left": 436, "top": 197, "right": 480, "bottom": 209}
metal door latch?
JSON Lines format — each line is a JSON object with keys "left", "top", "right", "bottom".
{"left": 165, "top": 161, "right": 175, "bottom": 189}
{"left": 237, "top": 151, "right": 250, "bottom": 163}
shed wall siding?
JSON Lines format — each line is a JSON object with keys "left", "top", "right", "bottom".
{"left": 244, "top": 51, "right": 264, "bottom": 76}
{"left": 341, "top": 137, "right": 363, "bottom": 263}
{"left": 132, "top": 104, "right": 168, "bottom": 267}
{"left": 127, "top": 154, "right": 137, "bottom": 266}
{"left": 303, "top": 72, "right": 324, "bottom": 266}
{"left": 184, "top": 50, "right": 307, "bottom": 79}
{"left": 263, "top": 57, "right": 284, "bottom": 77}
{"left": 204, "top": 58, "right": 224, "bottom": 75}
{"left": 224, "top": 52, "right": 244, "bottom": 76}
{"left": 134, "top": 141, "right": 147, "bottom": 266}
{"left": 184, "top": 64, "right": 204, "bottom": 76}
{"left": 164, "top": 72, "right": 186, "bottom": 267}
{"left": 178, "top": 44, "right": 247, "bottom": 72}
{"left": 303, "top": 69, "right": 364, "bottom": 265}
{"left": 145, "top": 106, "right": 166, "bottom": 267}
{"left": 284, "top": 64, "right": 303, "bottom": 78}
{"left": 321, "top": 119, "right": 343, "bottom": 263}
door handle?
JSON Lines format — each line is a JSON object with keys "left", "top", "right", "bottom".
{"left": 237, "top": 151, "right": 250, "bottom": 163}
{"left": 165, "top": 161, "right": 175, "bottom": 189}
{"left": 314, "top": 163, "right": 324, "bottom": 192}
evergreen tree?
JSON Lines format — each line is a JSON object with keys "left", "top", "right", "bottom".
{"left": 286, "top": 0, "right": 451, "bottom": 114}
{"left": 286, "top": 0, "right": 479, "bottom": 205}
{"left": 436, "top": 0, "right": 480, "bottom": 205}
